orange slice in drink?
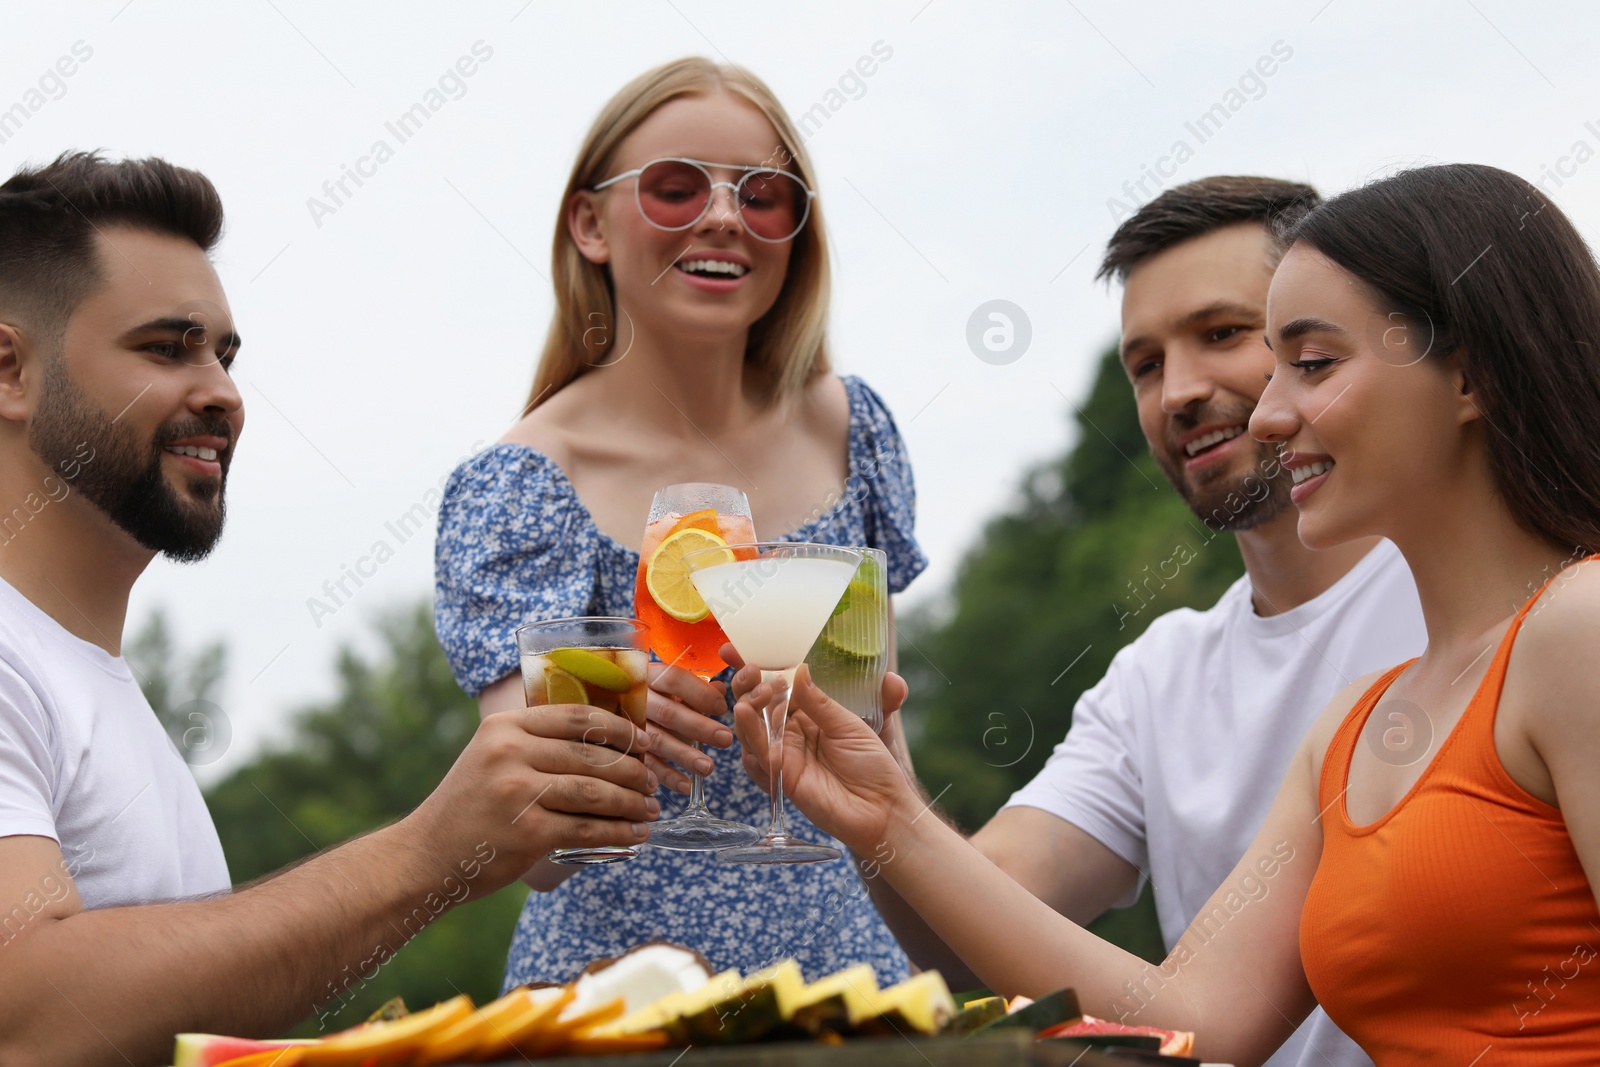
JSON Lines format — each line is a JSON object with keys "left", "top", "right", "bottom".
{"left": 645, "top": 528, "right": 731, "bottom": 623}
{"left": 668, "top": 508, "right": 723, "bottom": 538}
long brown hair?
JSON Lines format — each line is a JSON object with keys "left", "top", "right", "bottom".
{"left": 1282, "top": 163, "right": 1600, "bottom": 553}
{"left": 526, "top": 58, "right": 831, "bottom": 412}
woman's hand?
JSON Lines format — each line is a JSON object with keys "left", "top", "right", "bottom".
{"left": 726, "top": 647, "right": 909, "bottom": 735}
{"left": 641, "top": 661, "right": 735, "bottom": 795}
{"left": 732, "top": 664, "right": 917, "bottom": 854}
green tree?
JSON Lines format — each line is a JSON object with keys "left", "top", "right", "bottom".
{"left": 126, "top": 609, "right": 228, "bottom": 766}
{"left": 202, "top": 603, "right": 526, "bottom": 1035}
{"left": 899, "top": 344, "right": 1245, "bottom": 961}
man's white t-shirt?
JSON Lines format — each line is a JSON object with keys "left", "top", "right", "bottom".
{"left": 0, "top": 576, "right": 230, "bottom": 913}
{"left": 1005, "top": 539, "right": 1425, "bottom": 1067}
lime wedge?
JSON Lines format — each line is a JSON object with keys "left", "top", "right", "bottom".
{"left": 545, "top": 648, "right": 632, "bottom": 692}
{"left": 820, "top": 578, "right": 887, "bottom": 658}
{"left": 545, "top": 667, "right": 589, "bottom": 706}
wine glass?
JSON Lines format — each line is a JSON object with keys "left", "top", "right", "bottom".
{"left": 683, "top": 542, "right": 863, "bottom": 864}
{"left": 515, "top": 616, "right": 650, "bottom": 865}
{"left": 634, "top": 483, "right": 763, "bottom": 850}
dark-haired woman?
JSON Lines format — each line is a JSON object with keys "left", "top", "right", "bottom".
{"left": 734, "top": 163, "right": 1600, "bottom": 1065}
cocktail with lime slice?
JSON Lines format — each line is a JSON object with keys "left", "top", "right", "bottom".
{"left": 515, "top": 616, "right": 650, "bottom": 865}
{"left": 803, "top": 548, "right": 890, "bottom": 733}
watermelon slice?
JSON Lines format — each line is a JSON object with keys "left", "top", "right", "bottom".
{"left": 1041, "top": 1014, "right": 1196, "bottom": 1056}
{"left": 972, "top": 988, "right": 1081, "bottom": 1034}
{"left": 173, "top": 1035, "right": 315, "bottom": 1067}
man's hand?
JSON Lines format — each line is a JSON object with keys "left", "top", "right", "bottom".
{"left": 639, "top": 661, "right": 735, "bottom": 795}
{"left": 403, "top": 703, "right": 658, "bottom": 897}
{"left": 0, "top": 701, "right": 663, "bottom": 1067}
{"left": 732, "top": 665, "right": 915, "bottom": 854}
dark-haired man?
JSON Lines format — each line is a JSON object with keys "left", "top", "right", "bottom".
{"left": 0, "top": 153, "right": 658, "bottom": 1067}
{"left": 866, "top": 178, "right": 1425, "bottom": 1066}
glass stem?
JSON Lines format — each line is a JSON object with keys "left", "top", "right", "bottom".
{"left": 678, "top": 668, "right": 717, "bottom": 818}
{"left": 762, "top": 668, "right": 795, "bottom": 836}
{"left": 684, "top": 743, "right": 708, "bottom": 814}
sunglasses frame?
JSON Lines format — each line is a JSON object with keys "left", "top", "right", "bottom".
{"left": 590, "top": 157, "right": 816, "bottom": 243}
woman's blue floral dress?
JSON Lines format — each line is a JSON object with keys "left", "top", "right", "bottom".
{"left": 434, "top": 376, "right": 927, "bottom": 990}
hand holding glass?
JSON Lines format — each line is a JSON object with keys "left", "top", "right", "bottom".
{"left": 516, "top": 616, "right": 651, "bottom": 866}
{"left": 683, "top": 542, "right": 862, "bottom": 864}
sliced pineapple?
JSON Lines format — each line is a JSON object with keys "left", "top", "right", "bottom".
{"left": 656, "top": 968, "right": 743, "bottom": 1045}
{"left": 871, "top": 971, "right": 958, "bottom": 1035}
{"left": 787, "top": 964, "right": 879, "bottom": 1036}
{"left": 680, "top": 958, "right": 807, "bottom": 1045}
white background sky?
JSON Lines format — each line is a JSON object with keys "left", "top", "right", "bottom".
{"left": 4, "top": 0, "right": 1599, "bottom": 780}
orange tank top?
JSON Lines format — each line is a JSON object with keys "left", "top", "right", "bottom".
{"left": 1300, "top": 569, "right": 1600, "bottom": 1065}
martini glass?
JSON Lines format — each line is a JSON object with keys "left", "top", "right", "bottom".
{"left": 683, "top": 542, "right": 863, "bottom": 864}
{"left": 634, "top": 483, "right": 763, "bottom": 850}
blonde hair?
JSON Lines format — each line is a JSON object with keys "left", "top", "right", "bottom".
{"left": 525, "top": 57, "right": 831, "bottom": 412}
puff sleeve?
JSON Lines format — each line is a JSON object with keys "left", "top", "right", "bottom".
{"left": 844, "top": 377, "right": 929, "bottom": 595}
{"left": 434, "top": 447, "right": 607, "bottom": 696}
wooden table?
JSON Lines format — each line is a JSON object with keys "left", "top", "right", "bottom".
{"left": 468, "top": 1031, "right": 1138, "bottom": 1065}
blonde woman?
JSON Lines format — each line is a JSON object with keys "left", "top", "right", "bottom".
{"left": 433, "top": 58, "right": 926, "bottom": 988}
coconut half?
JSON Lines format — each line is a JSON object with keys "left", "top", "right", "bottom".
{"left": 563, "top": 941, "right": 715, "bottom": 1022}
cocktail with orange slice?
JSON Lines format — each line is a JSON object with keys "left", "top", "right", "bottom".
{"left": 635, "top": 483, "right": 763, "bottom": 850}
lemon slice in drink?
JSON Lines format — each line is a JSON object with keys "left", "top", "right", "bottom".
{"left": 545, "top": 648, "right": 632, "bottom": 692}
{"left": 545, "top": 666, "right": 589, "bottom": 705}
{"left": 645, "top": 528, "right": 732, "bottom": 623}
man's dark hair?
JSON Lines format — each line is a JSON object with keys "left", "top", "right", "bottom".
{"left": 1096, "top": 175, "right": 1320, "bottom": 284}
{"left": 0, "top": 151, "right": 223, "bottom": 349}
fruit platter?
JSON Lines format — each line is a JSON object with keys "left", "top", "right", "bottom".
{"left": 172, "top": 944, "right": 1209, "bottom": 1066}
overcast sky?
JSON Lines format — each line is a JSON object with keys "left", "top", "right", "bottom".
{"left": 5, "top": 0, "right": 1598, "bottom": 779}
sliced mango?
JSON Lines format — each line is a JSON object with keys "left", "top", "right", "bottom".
{"left": 213, "top": 1051, "right": 308, "bottom": 1067}
{"left": 301, "top": 994, "right": 473, "bottom": 1066}
{"left": 513, "top": 996, "right": 625, "bottom": 1057}
{"left": 414, "top": 988, "right": 544, "bottom": 1065}
{"left": 564, "top": 1031, "right": 671, "bottom": 1055}
{"left": 490, "top": 987, "right": 572, "bottom": 1054}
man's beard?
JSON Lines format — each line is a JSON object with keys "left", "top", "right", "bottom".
{"left": 28, "top": 360, "right": 232, "bottom": 562}
{"left": 1152, "top": 401, "right": 1292, "bottom": 533}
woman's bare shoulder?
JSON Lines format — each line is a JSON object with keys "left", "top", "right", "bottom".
{"left": 1505, "top": 557, "right": 1600, "bottom": 712}
{"left": 500, "top": 380, "right": 589, "bottom": 468}
{"left": 1517, "top": 556, "right": 1600, "bottom": 636}
{"left": 1305, "top": 669, "right": 1390, "bottom": 779}
{"left": 796, "top": 372, "right": 851, "bottom": 439}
